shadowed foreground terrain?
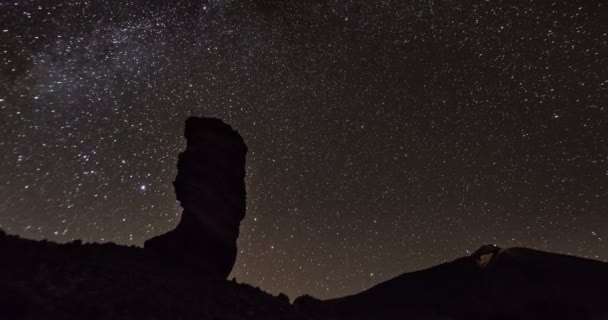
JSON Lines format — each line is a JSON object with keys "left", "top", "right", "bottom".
{"left": 1, "top": 118, "right": 607, "bottom": 319}
{"left": 0, "top": 231, "right": 310, "bottom": 320}
{"left": 2, "top": 234, "right": 608, "bottom": 320}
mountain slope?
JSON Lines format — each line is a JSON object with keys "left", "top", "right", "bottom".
{"left": 296, "top": 245, "right": 608, "bottom": 320}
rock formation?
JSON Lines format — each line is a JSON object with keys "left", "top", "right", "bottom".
{"left": 144, "top": 117, "right": 248, "bottom": 279}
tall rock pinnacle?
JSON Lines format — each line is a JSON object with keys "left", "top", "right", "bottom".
{"left": 144, "top": 117, "right": 248, "bottom": 279}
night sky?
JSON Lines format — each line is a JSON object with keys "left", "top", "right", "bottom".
{"left": 1, "top": 0, "right": 607, "bottom": 299}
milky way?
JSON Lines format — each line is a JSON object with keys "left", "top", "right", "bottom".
{"left": 1, "top": 0, "right": 607, "bottom": 299}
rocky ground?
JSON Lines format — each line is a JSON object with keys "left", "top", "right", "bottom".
{"left": 3, "top": 230, "right": 608, "bottom": 320}
{"left": 0, "top": 230, "right": 320, "bottom": 320}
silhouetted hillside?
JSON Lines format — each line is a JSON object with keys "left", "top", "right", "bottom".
{"left": 4, "top": 234, "right": 607, "bottom": 319}
{"left": 0, "top": 230, "right": 314, "bottom": 320}
{"left": 296, "top": 245, "right": 608, "bottom": 320}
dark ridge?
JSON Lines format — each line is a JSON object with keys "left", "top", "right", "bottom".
{"left": 0, "top": 233, "right": 311, "bottom": 320}
{"left": 295, "top": 245, "right": 608, "bottom": 320}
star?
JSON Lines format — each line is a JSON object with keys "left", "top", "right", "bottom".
{"left": 0, "top": 0, "right": 605, "bottom": 300}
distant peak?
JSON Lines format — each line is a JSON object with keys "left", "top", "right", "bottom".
{"left": 471, "top": 244, "right": 503, "bottom": 267}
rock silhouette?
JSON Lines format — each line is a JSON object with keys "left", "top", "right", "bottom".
{"left": 144, "top": 117, "right": 248, "bottom": 279}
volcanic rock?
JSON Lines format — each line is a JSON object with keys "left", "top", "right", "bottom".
{"left": 144, "top": 117, "right": 248, "bottom": 279}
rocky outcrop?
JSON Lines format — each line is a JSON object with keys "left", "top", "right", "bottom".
{"left": 144, "top": 117, "right": 248, "bottom": 279}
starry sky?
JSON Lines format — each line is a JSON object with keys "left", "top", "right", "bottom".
{"left": 1, "top": 0, "right": 607, "bottom": 299}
